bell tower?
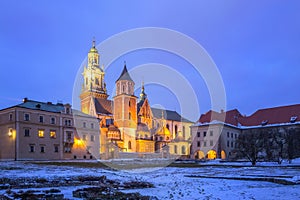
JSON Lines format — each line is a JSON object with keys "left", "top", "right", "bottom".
{"left": 80, "top": 39, "right": 108, "bottom": 115}
{"left": 113, "top": 62, "right": 137, "bottom": 152}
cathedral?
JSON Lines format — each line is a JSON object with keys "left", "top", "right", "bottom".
{"left": 80, "top": 40, "right": 193, "bottom": 159}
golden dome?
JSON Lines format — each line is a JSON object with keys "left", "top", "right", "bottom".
{"left": 157, "top": 126, "right": 171, "bottom": 136}
{"left": 89, "top": 39, "right": 98, "bottom": 53}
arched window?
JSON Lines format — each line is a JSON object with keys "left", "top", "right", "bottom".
{"left": 181, "top": 146, "right": 186, "bottom": 154}
{"left": 128, "top": 141, "right": 132, "bottom": 149}
{"left": 174, "top": 145, "right": 177, "bottom": 154}
{"left": 122, "top": 85, "right": 125, "bottom": 93}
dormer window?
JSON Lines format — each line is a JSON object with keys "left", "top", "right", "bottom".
{"left": 290, "top": 116, "right": 297, "bottom": 123}
{"left": 261, "top": 120, "right": 268, "bottom": 126}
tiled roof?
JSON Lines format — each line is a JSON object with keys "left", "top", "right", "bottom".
{"left": 116, "top": 63, "right": 133, "bottom": 82}
{"left": 198, "top": 104, "right": 300, "bottom": 127}
{"left": 16, "top": 100, "right": 65, "bottom": 113}
{"left": 151, "top": 107, "right": 193, "bottom": 123}
{"left": 94, "top": 98, "right": 113, "bottom": 115}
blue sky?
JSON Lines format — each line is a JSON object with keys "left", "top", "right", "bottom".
{"left": 0, "top": 1, "right": 299, "bottom": 121}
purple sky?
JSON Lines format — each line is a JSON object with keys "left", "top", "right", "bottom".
{"left": 0, "top": 1, "right": 299, "bottom": 121}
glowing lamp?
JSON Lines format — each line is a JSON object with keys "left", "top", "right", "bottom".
{"left": 8, "top": 128, "right": 13, "bottom": 137}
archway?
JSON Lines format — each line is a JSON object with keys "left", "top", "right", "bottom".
{"left": 221, "top": 150, "right": 226, "bottom": 160}
{"left": 207, "top": 150, "right": 217, "bottom": 160}
{"left": 195, "top": 150, "right": 205, "bottom": 159}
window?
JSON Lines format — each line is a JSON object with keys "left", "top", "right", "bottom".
{"left": 24, "top": 113, "right": 30, "bottom": 121}
{"left": 181, "top": 146, "right": 186, "bottom": 154}
{"left": 203, "top": 131, "right": 207, "bottom": 137}
{"left": 50, "top": 131, "right": 56, "bottom": 139}
{"left": 54, "top": 145, "right": 59, "bottom": 153}
{"left": 231, "top": 133, "right": 233, "bottom": 138}
{"left": 24, "top": 129, "right": 30, "bottom": 137}
{"left": 128, "top": 141, "right": 132, "bottom": 149}
{"left": 9, "top": 113, "right": 13, "bottom": 121}
{"left": 95, "top": 78, "right": 99, "bottom": 85}
{"left": 210, "top": 131, "right": 213, "bottom": 136}
{"left": 38, "top": 130, "right": 44, "bottom": 138}
{"left": 129, "top": 112, "right": 131, "bottom": 120}
{"left": 67, "top": 132, "right": 72, "bottom": 140}
{"left": 197, "top": 141, "right": 200, "bottom": 147}
{"left": 203, "top": 141, "right": 207, "bottom": 147}
{"left": 231, "top": 141, "right": 234, "bottom": 148}
{"left": 175, "top": 125, "right": 178, "bottom": 134}
{"left": 40, "top": 146, "right": 45, "bottom": 153}
{"left": 197, "top": 132, "right": 200, "bottom": 137}
{"left": 129, "top": 101, "right": 131, "bottom": 107}
{"left": 227, "top": 140, "right": 230, "bottom": 147}
{"left": 174, "top": 145, "right": 177, "bottom": 154}
{"left": 166, "top": 124, "right": 170, "bottom": 130}
{"left": 65, "top": 119, "right": 72, "bottom": 126}
{"left": 83, "top": 122, "right": 86, "bottom": 128}
{"left": 83, "top": 134, "right": 87, "bottom": 141}
{"left": 183, "top": 126, "right": 186, "bottom": 134}
{"left": 91, "top": 135, "right": 95, "bottom": 142}
{"left": 66, "top": 107, "right": 70, "bottom": 114}
{"left": 29, "top": 145, "right": 35, "bottom": 152}
{"left": 235, "top": 134, "right": 237, "bottom": 139}
{"left": 227, "top": 132, "right": 230, "bottom": 137}
{"left": 210, "top": 140, "right": 213, "bottom": 146}
{"left": 51, "top": 117, "right": 56, "bottom": 124}
{"left": 39, "top": 116, "right": 44, "bottom": 123}
{"left": 91, "top": 123, "right": 94, "bottom": 129}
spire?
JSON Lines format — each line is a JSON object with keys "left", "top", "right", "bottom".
{"left": 139, "top": 81, "right": 147, "bottom": 102}
{"left": 116, "top": 61, "right": 133, "bottom": 82}
{"left": 92, "top": 37, "right": 96, "bottom": 47}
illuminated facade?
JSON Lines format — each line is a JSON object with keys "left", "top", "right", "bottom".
{"left": 0, "top": 99, "right": 99, "bottom": 160}
{"left": 80, "top": 41, "right": 193, "bottom": 159}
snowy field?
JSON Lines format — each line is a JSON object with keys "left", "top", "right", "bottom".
{"left": 0, "top": 160, "right": 300, "bottom": 199}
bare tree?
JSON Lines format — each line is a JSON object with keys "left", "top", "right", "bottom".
{"left": 236, "top": 129, "right": 264, "bottom": 166}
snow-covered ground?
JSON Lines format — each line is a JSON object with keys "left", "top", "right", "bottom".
{"left": 0, "top": 160, "right": 300, "bottom": 199}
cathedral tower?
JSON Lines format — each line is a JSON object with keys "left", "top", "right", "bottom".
{"left": 113, "top": 62, "right": 137, "bottom": 152}
{"left": 80, "top": 39, "right": 108, "bottom": 115}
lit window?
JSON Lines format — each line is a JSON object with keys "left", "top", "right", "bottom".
{"left": 24, "top": 129, "right": 30, "bottom": 137}
{"left": 39, "top": 116, "right": 44, "bottom": 123}
{"left": 91, "top": 135, "right": 95, "bottom": 142}
{"left": 38, "top": 130, "right": 44, "bottom": 138}
{"left": 51, "top": 117, "right": 56, "bottom": 124}
{"left": 50, "top": 131, "right": 56, "bottom": 139}
{"left": 24, "top": 113, "right": 30, "bottom": 121}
